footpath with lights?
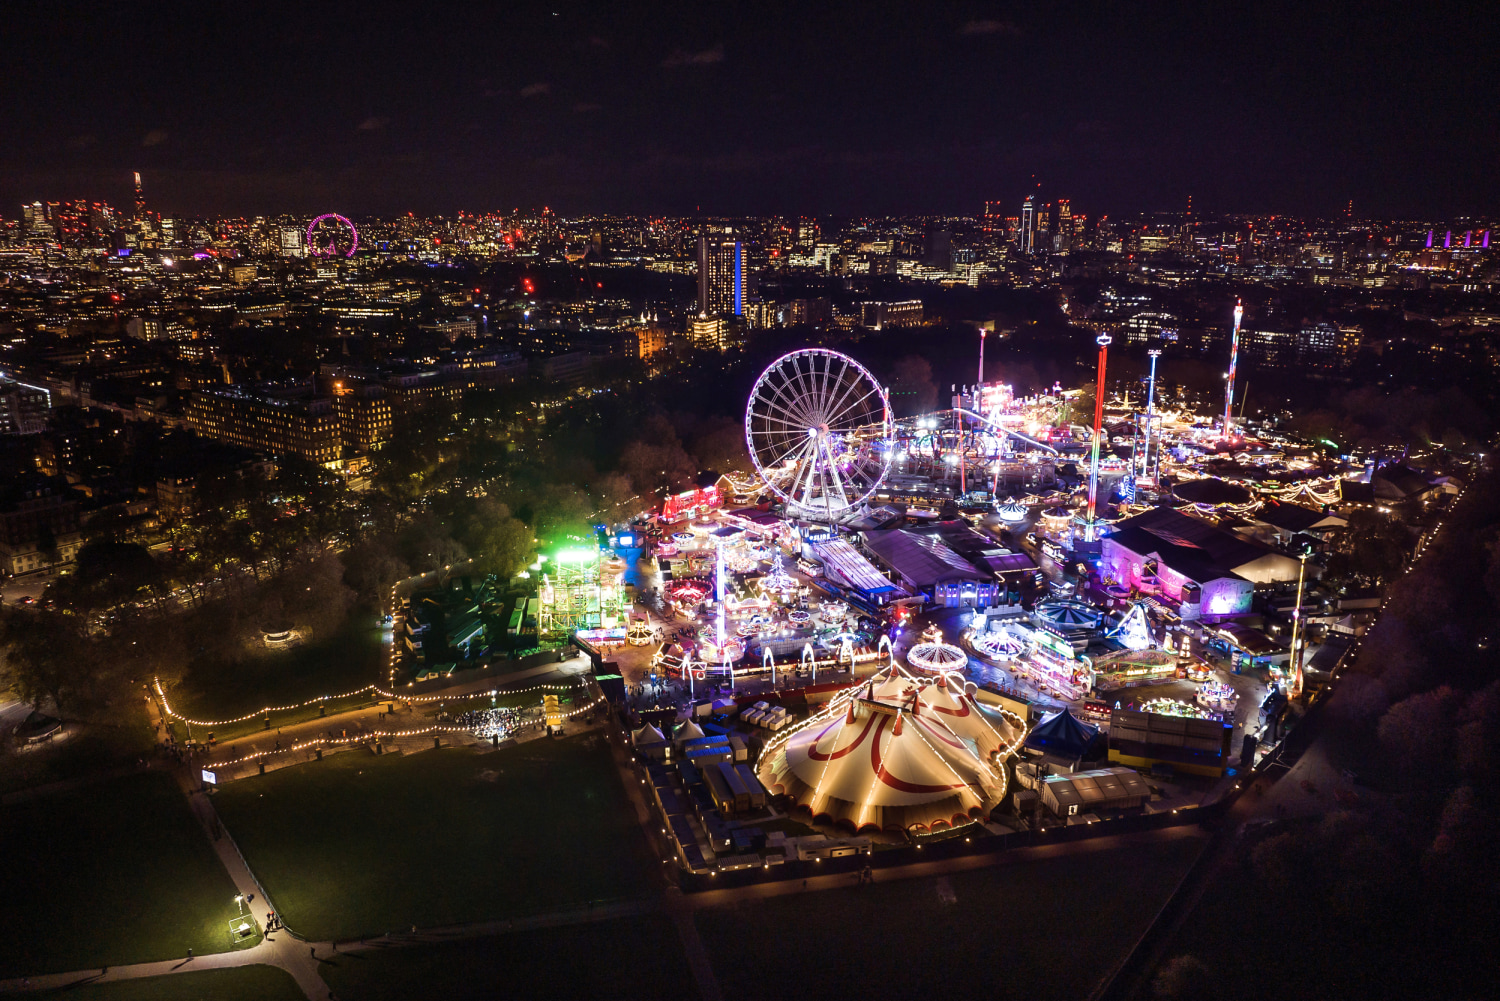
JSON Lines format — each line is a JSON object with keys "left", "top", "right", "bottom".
{"left": 151, "top": 661, "right": 607, "bottom": 784}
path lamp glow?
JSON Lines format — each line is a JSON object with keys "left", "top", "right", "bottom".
{"left": 234, "top": 894, "right": 245, "bottom": 915}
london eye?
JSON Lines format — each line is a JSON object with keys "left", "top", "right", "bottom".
{"left": 306, "top": 213, "right": 359, "bottom": 258}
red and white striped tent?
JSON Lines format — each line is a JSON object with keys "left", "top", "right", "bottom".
{"left": 759, "top": 664, "right": 1025, "bottom": 833}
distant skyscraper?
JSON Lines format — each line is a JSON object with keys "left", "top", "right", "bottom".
{"left": 22, "top": 202, "right": 53, "bottom": 239}
{"left": 795, "top": 219, "right": 818, "bottom": 253}
{"left": 697, "top": 233, "right": 743, "bottom": 316}
{"left": 924, "top": 227, "right": 952, "bottom": 270}
{"left": 279, "top": 225, "right": 306, "bottom": 258}
{"left": 984, "top": 201, "right": 1007, "bottom": 236}
{"left": 1020, "top": 195, "right": 1036, "bottom": 254}
{"left": 1058, "top": 199, "right": 1072, "bottom": 250}
{"left": 133, "top": 171, "right": 145, "bottom": 220}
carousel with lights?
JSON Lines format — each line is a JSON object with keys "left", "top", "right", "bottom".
{"left": 905, "top": 623, "right": 969, "bottom": 674}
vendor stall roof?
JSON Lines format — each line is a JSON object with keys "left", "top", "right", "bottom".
{"left": 1107, "top": 507, "right": 1299, "bottom": 585}
{"left": 812, "top": 537, "right": 902, "bottom": 596}
{"left": 862, "top": 527, "right": 989, "bottom": 588}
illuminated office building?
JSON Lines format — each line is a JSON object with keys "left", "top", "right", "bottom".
{"left": 697, "top": 233, "right": 743, "bottom": 316}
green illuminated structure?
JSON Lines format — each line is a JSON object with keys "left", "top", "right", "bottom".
{"left": 538, "top": 548, "right": 625, "bottom": 637}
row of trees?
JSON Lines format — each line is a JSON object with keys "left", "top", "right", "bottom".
{"left": 1155, "top": 465, "right": 1500, "bottom": 999}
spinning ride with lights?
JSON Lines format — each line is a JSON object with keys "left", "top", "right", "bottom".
{"left": 906, "top": 640, "right": 968, "bottom": 673}
{"left": 306, "top": 213, "right": 359, "bottom": 258}
{"left": 756, "top": 552, "right": 799, "bottom": 598}
{"left": 970, "top": 626, "right": 1027, "bottom": 662}
{"left": 1139, "top": 697, "right": 1214, "bottom": 719}
{"left": 664, "top": 580, "right": 712, "bottom": 608}
{"left": 745, "top": 349, "right": 894, "bottom": 523}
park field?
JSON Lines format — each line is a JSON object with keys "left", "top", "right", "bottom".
{"left": 213, "top": 734, "right": 658, "bottom": 940}
{"left": 0, "top": 771, "right": 250, "bottom": 977}
{"left": 319, "top": 914, "right": 694, "bottom": 1000}
{"left": 694, "top": 829, "right": 1207, "bottom": 1001}
{"left": 43, "top": 965, "right": 303, "bottom": 1001}
{"left": 167, "top": 611, "right": 384, "bottom": 736}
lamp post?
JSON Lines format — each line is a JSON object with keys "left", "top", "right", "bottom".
{"left": 234, "top": 894, "right": 245, "bottom": 916}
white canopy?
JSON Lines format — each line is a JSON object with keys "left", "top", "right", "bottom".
{"left": 632, "top": 723, "right": 665, "bottom": 745}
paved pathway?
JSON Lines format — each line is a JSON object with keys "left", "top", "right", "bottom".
{"left": 177, "top": 657, "right": 595, "bottom": 779}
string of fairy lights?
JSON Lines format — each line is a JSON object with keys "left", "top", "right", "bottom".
{"left": 207, "top": 693, "right": 607, "bottom": 769}
{"left": 152, "top": 677, "right": 583, "bottom": 728}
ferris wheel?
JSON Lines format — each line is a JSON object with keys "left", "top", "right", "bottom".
{"left": 306, "top": 213, "right": 359, "bottom": 258}
{"left": 744, "top": 348, "right": 894, "bottom": 522}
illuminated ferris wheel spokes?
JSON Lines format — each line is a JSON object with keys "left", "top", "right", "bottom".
{"left": 307, "top": 213, "right": 359, "bottom": 258}
{"left": 745, "top": 348, "right": 894, "bottom": 522}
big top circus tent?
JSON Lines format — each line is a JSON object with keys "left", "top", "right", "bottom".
{"left": 757, "top": 663, "right": 1026, "bottom": 833}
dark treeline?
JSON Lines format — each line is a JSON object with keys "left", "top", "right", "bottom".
{"left": 1153, "top": 464, "right": 1500, "bottom": 1000}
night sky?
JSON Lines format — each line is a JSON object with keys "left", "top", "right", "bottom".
{"left": 4, "top": 1, "right": 1495, "bottom": 219}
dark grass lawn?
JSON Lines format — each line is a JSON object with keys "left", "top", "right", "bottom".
{"left": 213, "top": 734, "right": 658, "bottom": 940}
{"left": 0, "top": 772, "right": 248, "bottom": 977}
{"left": 47, "top": 965, "right": 304, "bottom": 1001}
{"left": 695, "top": 831, "right": 1207, "bottom": 1001}
{"left": 0, "top": 721, "right": 155, "bottom": 797}
{"left": 319, "top": 914, "right": 693, "bottom": 1001}
{"left": 172, "top": 612, "right": 384, "bottom": 728}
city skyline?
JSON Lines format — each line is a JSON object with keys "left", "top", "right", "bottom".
{"left": 2, "top": 2, "right": 1496, "bottom": 218}
{"left": 1, "top": 5, "right": 1498, "bottom": 998}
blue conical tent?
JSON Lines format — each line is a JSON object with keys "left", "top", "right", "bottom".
{"left": 1024, "top": 708, "right": 1100, "bottom": 759}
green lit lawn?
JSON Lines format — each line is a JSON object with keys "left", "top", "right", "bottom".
{"left": 695, "top": 831, "right": 1207, "bottom": 1001}
{"left": 0, "top": 772, "right": 249, "bottom": 977}
{"left": 319, "top": 914, "right": 693, "bottom": 1000}
{"left": 213, "top": 735, "right": 657, "bottom": 940}
{"left": 47, "top": 965, "right": 303, "bottom": 1001}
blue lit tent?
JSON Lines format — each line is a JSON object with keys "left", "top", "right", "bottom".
{"left": 1024, "top": 708, "right": 1101, "bottom": 762}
